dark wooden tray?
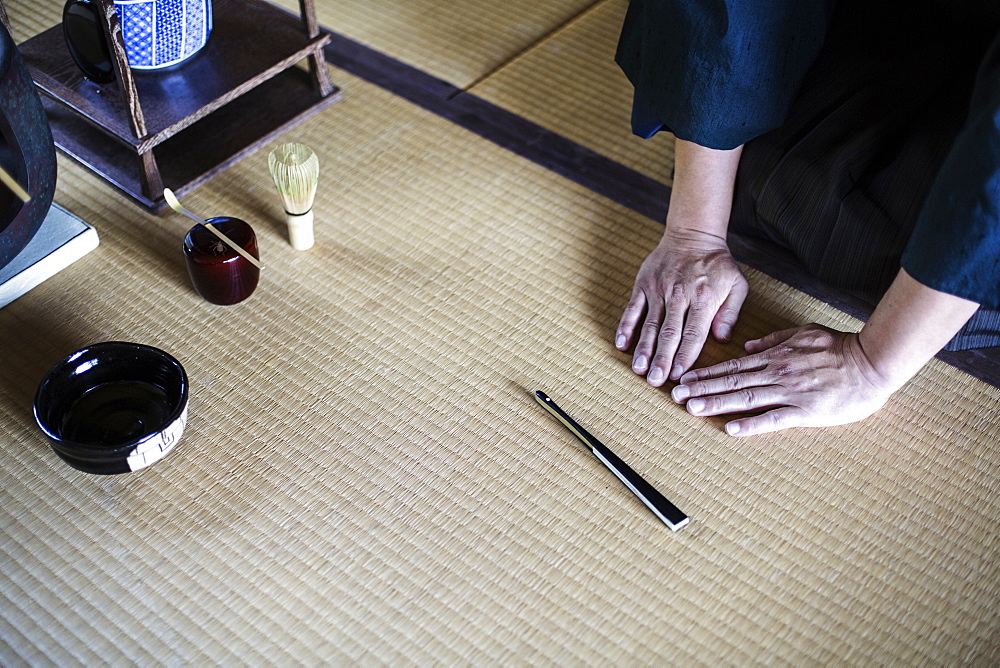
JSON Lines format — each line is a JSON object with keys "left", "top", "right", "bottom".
{"left": 18, "top": 0, "right": 341, "bottom": 210}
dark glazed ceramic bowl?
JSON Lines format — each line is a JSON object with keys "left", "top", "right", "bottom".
{"left": 183, "top": 217, "right": 260, "bottom": 305}
{"left": 34, "top": 342, "right": 189, "bottom": 475}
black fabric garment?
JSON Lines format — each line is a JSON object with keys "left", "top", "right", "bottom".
{"left": 617, "top": 0, "right": 1000, "bottom": 351}
{"left": 730, "top": 3, "right": 1000, "bottom": 350}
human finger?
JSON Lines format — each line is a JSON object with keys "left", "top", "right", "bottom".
{"left": 712, "top": 278, "right": 748, "bottom": 342}
{"left": 615, "top": 288, "right": 649, "bottom": 351}
{"left": 677, "top": 352, "right": 768, "bottom": 384}
{"left": 668, "top": 297, "right": 718, "bottom": 381}
{"left": 683, "top": 384, "right": 786, "bottom": 417}
{"left": 723, "top": 407, "right": 808, "bottom": 437}
{"left": 744, "top": 326, "right": 799, "bottom": 354}
{"left": 670, "top": 368, "right": 772, "bottom": 404}
{"left": 630, "top": 294, "right": 666, "bottom": 376}
{"left": 645, "top": 290, "right": 688, "bottom": 386}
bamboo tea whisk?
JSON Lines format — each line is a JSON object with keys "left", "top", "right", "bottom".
{"left": 268, "top": 143, "right": 319, "bottom": 250}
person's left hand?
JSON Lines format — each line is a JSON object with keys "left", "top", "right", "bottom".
{"left": 670, "top": 324, "right": 895, "bottom": 436}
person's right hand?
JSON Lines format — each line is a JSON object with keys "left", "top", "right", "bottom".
{"left": 615, "top": 226, "right": 748, "bottom": 386}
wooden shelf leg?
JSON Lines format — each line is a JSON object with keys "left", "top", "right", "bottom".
{"left": 308, "top": 49, "right": 333, "bottom": 97}
{"left": 296, "top": 0, "right": 333, "bottom": 98}
{"left": 139, "top": 150, "right": 164, "bottom": 201}
{"left": 95, "top": 0, "right": 147, "bottom": 139}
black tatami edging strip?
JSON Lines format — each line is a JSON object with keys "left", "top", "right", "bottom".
{"left": 322, "top": 31, "right": 1000, "bottom": 388}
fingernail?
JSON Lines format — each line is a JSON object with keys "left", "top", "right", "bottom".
{"left": 718, "top": 325, "right": 731, "bottom": 340}
{"left": 671, "top": 385, "right": 690, "bottom": 402}
{"left": 670, "top": 363, "right": 684, "bottom": 380}
{"left": 648, "top": 367, "right": 664, "bottom": 384}
{"left": 615, "top": 333, "right": 626, "bottom": 349}
{"left": 679, "top": 371, "right": 696, "bottom": 384}
{"left": 633, "top": 355, "right": 648, "bottom": 372}
{"left": 688, "top": 398, "right": 705, "bottom": 414}
{"left": 726, "top": 422, "right": 741, "bottom": 435}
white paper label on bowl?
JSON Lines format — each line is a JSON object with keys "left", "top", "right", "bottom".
{"left": 126, "top": 404, "right": 188, "bottom": 472}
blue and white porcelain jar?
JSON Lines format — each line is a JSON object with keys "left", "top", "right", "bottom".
{"left": 115, "top": 0, "right": 213, "bottom": 70}
{"left": 63, "top": 0, "right": 212, "bottom": 81}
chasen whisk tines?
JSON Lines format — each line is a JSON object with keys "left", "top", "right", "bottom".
{"left": 268, "top": 142, "right": 319, "bottom": 250}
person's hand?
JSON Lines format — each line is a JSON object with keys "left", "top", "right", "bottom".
{"left": 616, "top": 227, "right": 748, "bottom": 386}
{"left": 670, "top": 324, "right": 896, "bottom": 436}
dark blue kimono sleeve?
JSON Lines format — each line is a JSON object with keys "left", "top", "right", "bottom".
{"left": 615, "top": 0, "right": 835, "bottom": 149}
{"left": 901, "top": 33, "right": 1000, "bottom": 309}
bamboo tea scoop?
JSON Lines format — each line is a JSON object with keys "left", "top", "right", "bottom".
{"left": 0, "top": 165, "right": 31, "bottom": 203}
{"left": 163, "top": 188, "right": 264, "bottom": 270}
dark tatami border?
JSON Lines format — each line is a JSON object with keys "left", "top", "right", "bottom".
{"left": 321, "top": 31, "right": 1000, "bottom": 389}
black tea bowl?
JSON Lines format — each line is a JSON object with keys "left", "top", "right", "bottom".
{"left": 34, "top": 342, "right": 189, "bottom": 475}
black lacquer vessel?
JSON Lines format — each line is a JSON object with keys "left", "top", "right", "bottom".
{"left": 34, "top": 342, "right": 189, "bottom": 474}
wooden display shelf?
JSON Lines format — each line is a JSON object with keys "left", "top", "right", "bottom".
{"left": 17, "top": 0, "right": 341, "bottom": 210}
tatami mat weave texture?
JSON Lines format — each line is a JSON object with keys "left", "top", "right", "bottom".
{"left": 270, "top": 0, "right": 597, "bottom": 90}
{"left": 2, "top": 1, "right": 999, "bottom": 664}
{"left": 471, "top": 0, "right": 675, "bottom": 184}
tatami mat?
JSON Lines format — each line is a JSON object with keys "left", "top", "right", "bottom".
{"left": 4, "top": 5, "right": 54, "bottom": 43}
{"left": 3, "top": 3, "right": 999, "bottom": 665}
{"left": 471, "top": 0, "right": 675, "bottom": 184}
{"left": 265, "top": 0, "right": 597, "bottom": 90}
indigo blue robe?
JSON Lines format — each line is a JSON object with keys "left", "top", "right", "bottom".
{"left": 617, "top": 0, "right": 1000, "bottom": 349}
